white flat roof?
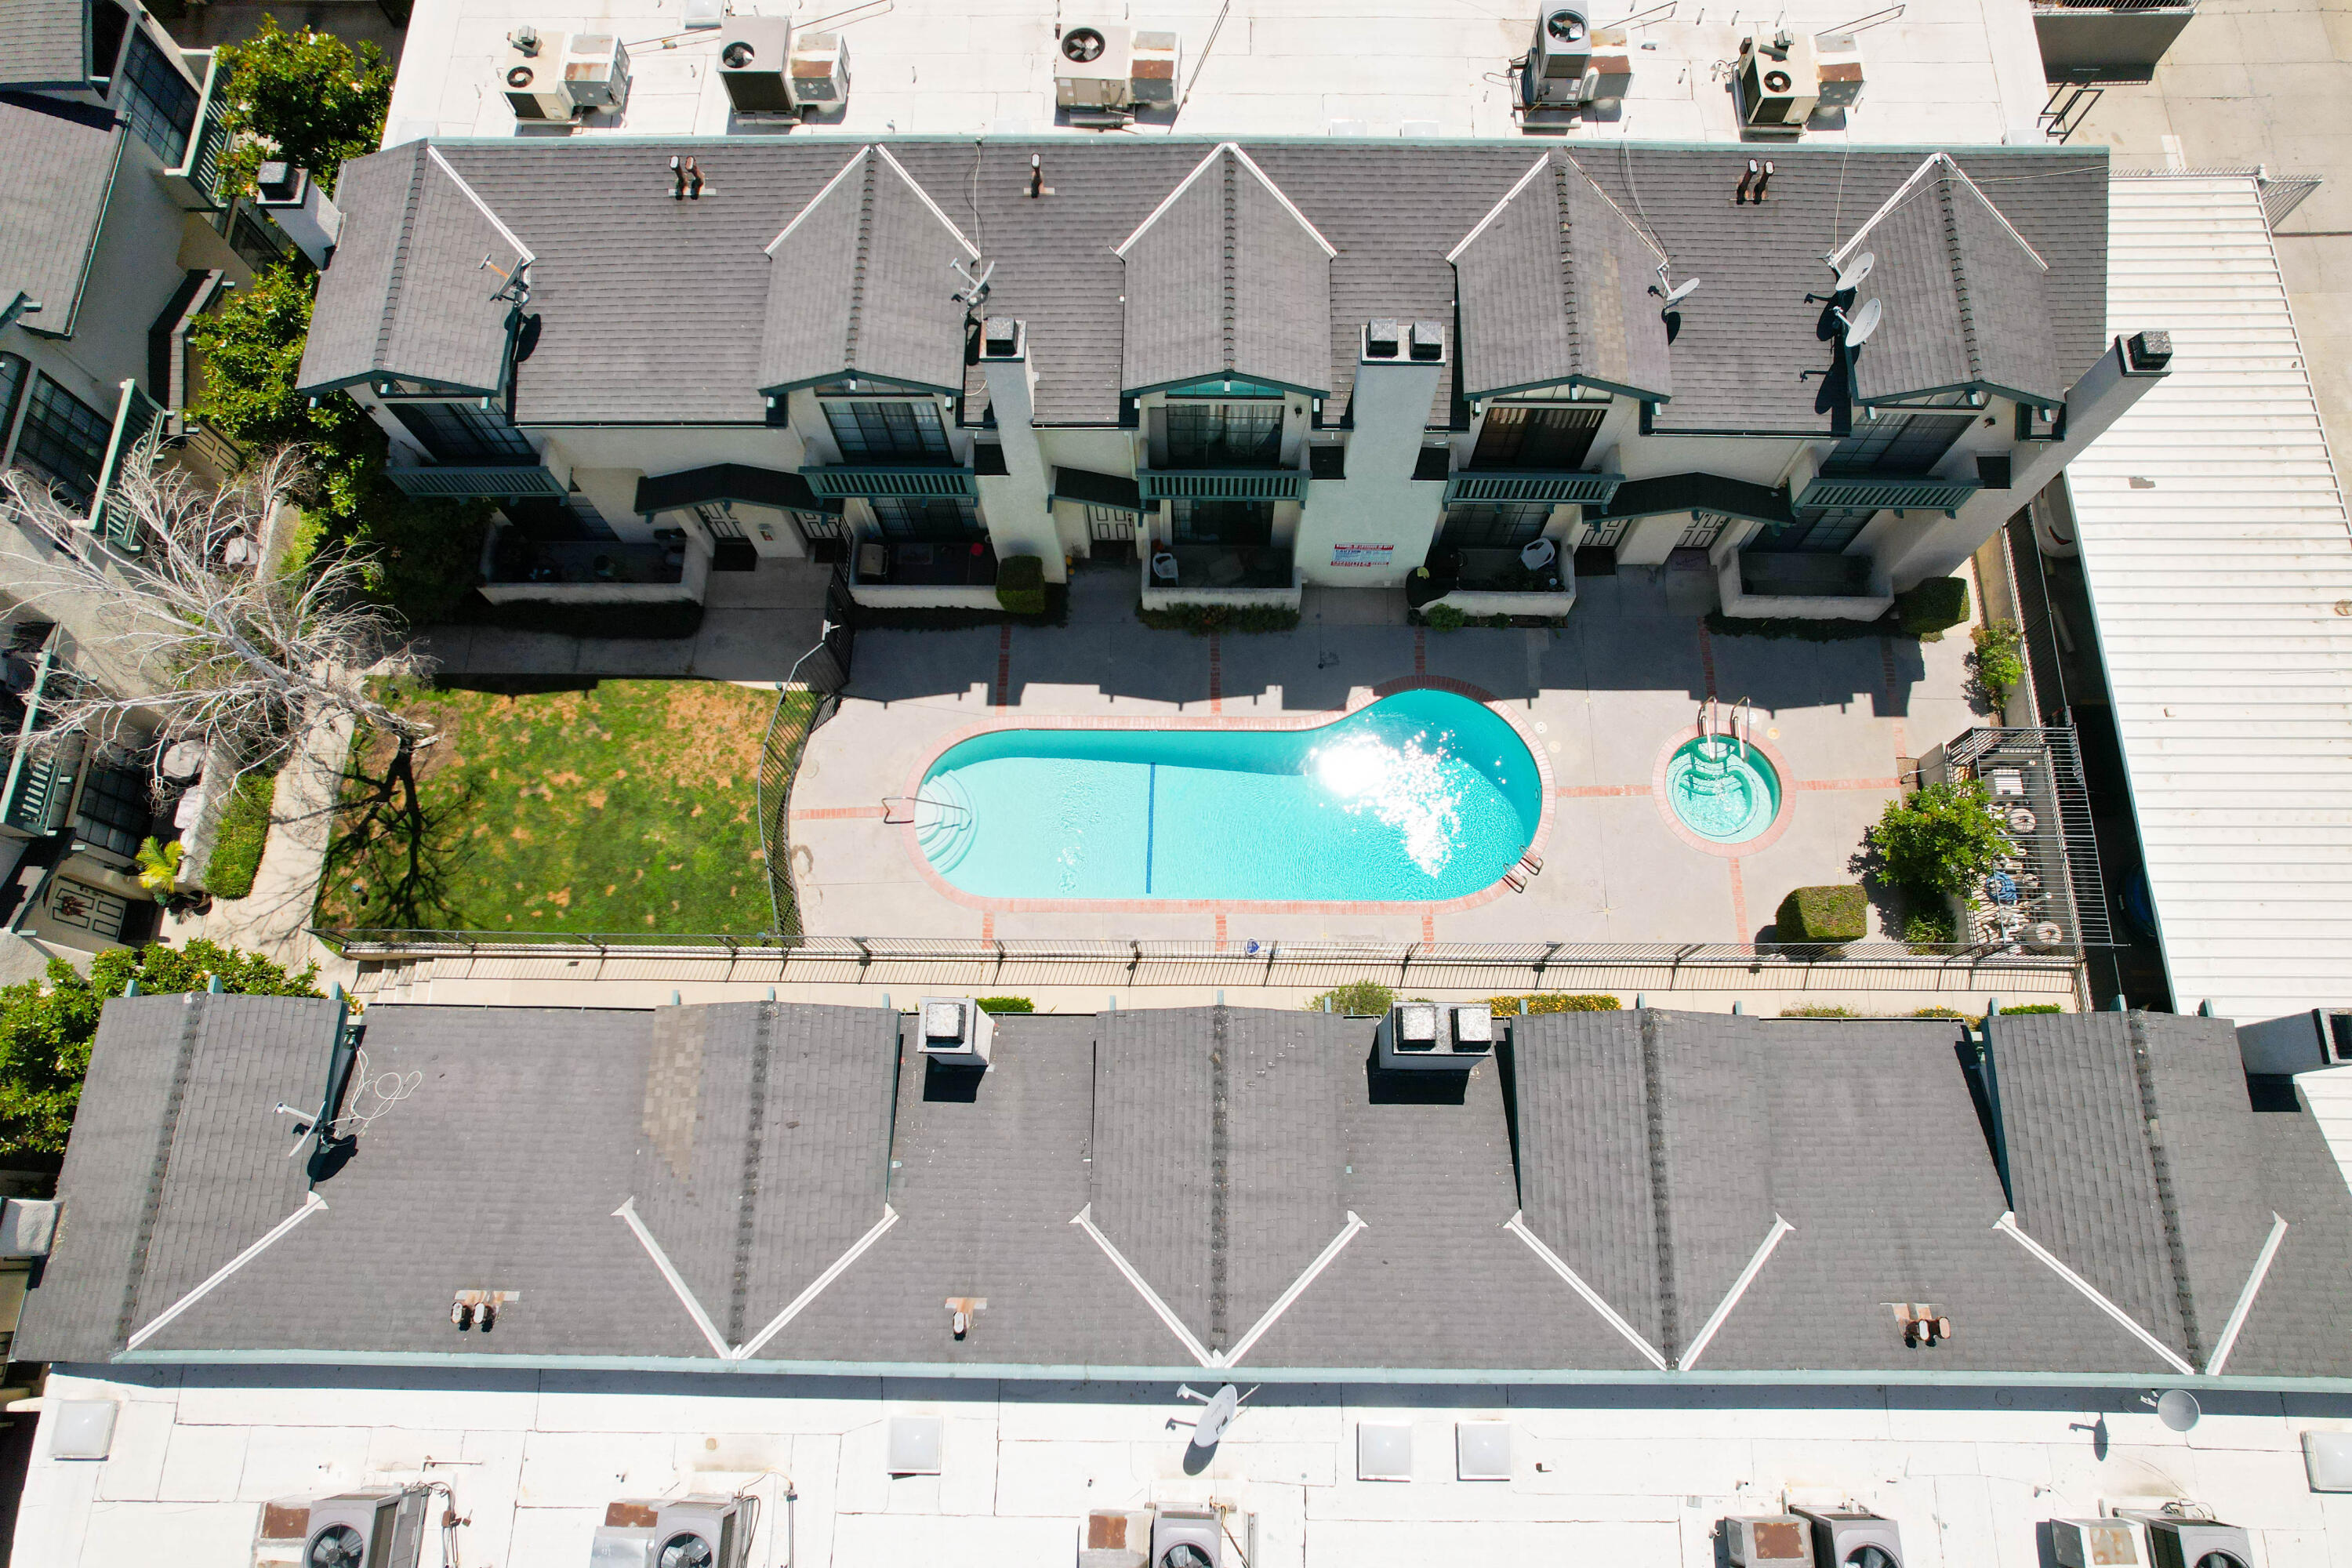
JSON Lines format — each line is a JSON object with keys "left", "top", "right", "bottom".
{"left": 385, "top": 0, "right": 2052, "bottom": 146}
{"left": 2071, "top": 174, "right": 2352, "bottom": 1024}
{"left": 14, "top": 1369, "right": 2348, "bottom": 1566}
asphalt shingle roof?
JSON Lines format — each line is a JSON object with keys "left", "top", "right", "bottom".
{"left": 758, "top": 145, "right": 975, "bottom": 397}
{"left": 301, "top": 138, "right": 2109, "bottom": 436}
{"left": 0, "top": 0, "right": 87, "bottom": 89}
{"left": 0, "top": 91, "right": 119, "bottom": 336}
{"left": 31, "top": 1000, "right": 2332, "bottom": 1383}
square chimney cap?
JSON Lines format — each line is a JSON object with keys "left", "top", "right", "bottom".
{"left": 1452, "top": 1007, "right": 1494, "bottom": 1046}
{"left": 983, "top": 317, "right": 1023, "bottom": 357}
{"left": 1398, "top": 1002, "right": 1440, "bottom": 1044}
{"left": 1410, "top": 321, "right": 1445, "bottom": 361}
{"left": 255, "top": 162, "right": 305, "bottom": 204}
{"left": 2126, "top": 329, "right": 2172, "bottom": 371}
{"left": 922, "top": 1001, "right": 967, "bottom": 1041}
{"left": 1366, "top": 318, "right": 1403, "bottom": 358}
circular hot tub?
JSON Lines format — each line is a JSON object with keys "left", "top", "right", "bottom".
{"left": 1663, "top": 735, "right": 1782, "bottom": 845}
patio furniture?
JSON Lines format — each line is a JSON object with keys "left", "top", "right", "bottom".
{"left": 1151, "top": 550, "right": 1179, "bottom": 582}
{"left": 1519, "top": 537, "right": 1558, "bottom": 571}
{"left": 858, "top": 541, "right": 890, "bottom": 581}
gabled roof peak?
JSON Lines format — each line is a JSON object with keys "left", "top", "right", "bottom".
{"left": 1115, "top": 142, "right": 1335, "bottom": 261}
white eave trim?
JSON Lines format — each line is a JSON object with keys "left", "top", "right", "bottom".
{"left": 1447, "top": 154, "right": 1551, "bottom": 264}
{"left": 427, "top": 145, "right": 536, "bottom": 264}
{"left": 767, "top": 146, "right": 872, "bottom": 256}
{"left": 1115, "top": 142, "right": 1337, "bottom": 260}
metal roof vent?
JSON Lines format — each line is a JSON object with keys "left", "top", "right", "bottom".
{"left": 1376, "top": 1004, "right": 1495, "bottom": 1071}
{"left": 918, "top": 997, "right": 993, "bottom": 1067}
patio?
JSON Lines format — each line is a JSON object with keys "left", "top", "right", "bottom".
{"left": 789, "top": 562, "right": 1997, "bottom": 957}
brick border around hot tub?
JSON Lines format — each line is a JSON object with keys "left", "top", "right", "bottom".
{"left": 887, "top": 677, "right": 1555, "bottom": 918}
{"left": 1650, "top": 723, "right": 1798, "bottom": 858}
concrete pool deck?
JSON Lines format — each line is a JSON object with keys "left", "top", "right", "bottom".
{"left": 789, "top": 566, "right": 1994, "bottom": 956}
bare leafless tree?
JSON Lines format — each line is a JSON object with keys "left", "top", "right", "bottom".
{"left": 1, "top": 444, "right": 433, "bottom": 789}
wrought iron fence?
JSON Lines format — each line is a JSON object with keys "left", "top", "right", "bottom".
{"left": 1944, "top": 726, "right": 2111, "bottom": 949}
{"left": 754, "top": 575, "right": 854, "bottom": 935}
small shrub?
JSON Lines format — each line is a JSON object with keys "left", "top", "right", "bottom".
{"left": 1998, "top": 1003, "right": 2064, "bottom": 1015}
{"left": 1137, "top": 601, "right": 1301, "bottom": 635}
{"left": 1306, "top": 981, "right": 1396, "bottom": 1016}
{"left": 1423, "top": 604, "right": 1468, "bottom": 632}
{"left": 1486, "top": 993, "right": 1621, "bottom": 1015}
{"left": 1971, "top": 619, "right": 2026, "bottom": 708}
{"left": 995, "top": 554, "right": 1047, "bottom": 616}
{"left": 135, "top": 837, "right": 185, "bottom": 896}
{"left": 1903, "top": 904, "right": 1958, "bottom": 951}
{"left": 202, "top": 770, "right": 278, "bottom": 898}
{"left": 1704, "top": 610, "right": 1896, "bottom": 643}
{"left": 1867, "top": 781, "right": 2012, "bottom": 898}
{"left": 975, "top": 996, "right": 1033, "bottom": 1014}
{"left": 1911, "top": 1006, "right": 1969, "bottom": 1020}
{"left": 1774, "top": 884, "right": 1867, "bottom": 943}
{"left": 1894, "top": 576, "right": 1970, "bottom": 637}
{"left": 1780, "top": 1004, "right": 1864, "bottom": 1018}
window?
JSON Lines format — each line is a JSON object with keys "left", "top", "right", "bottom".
{"left": 71, "top": 760, "right": 151, "bottom": 863}
{"left": 1748, "top": 507, "right": 1878, "bottom": 556}
{"left": 822, "top": 398, "right": 951, "bottom": 464}
{"left": 1439, "top": 502, "right": 1550, "bottom": 549}
{"left": 0, "top": 353, "right": 26, "bottom": 444}
{"left": 388, "top": 401, "right": 537, "bottom": 465}
{"left": 91, "top": 1, "right": 131, "bottom": 79}
{"left": 12, "top": 375, "right": 111, "bottom": 508}
{"left": 1470, "top": 405, "right": 1604, "bottom": 470}
{"left": 118, "top": 31, "right": 198, "bottom": 166}
{"left": 1171, "top": 499, "right": 1272, "bottom": 546}
{"left": 227, "top": 209, "right": 284, "bottom": 271}
{"left": 1822, "top": 412, "right": 1973, "bottom": 476}
{"left": 1164, "top": 400, "right": 1283, "bottom": 468}
{"left": 869, "top": 496, "right": 981, "bottom": 542}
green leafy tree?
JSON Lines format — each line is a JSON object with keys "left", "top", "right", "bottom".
{"left": 216, "top": 18, "right": 394, "bottom": 199}
{"left": 0, "top": 942, "right": 320, "bottom": 1158}
{"left": 1866, "top": 781, "right": 2014, "bottom": 898}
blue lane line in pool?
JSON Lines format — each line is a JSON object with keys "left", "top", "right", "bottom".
{"left": 1144, "top": 763, "right": 1156, "bottom": 895}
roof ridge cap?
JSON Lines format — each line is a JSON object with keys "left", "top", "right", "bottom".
{"left": 844, "top": 150, "right": 876, "bottom": 373}
{"left": 1937, "top": 170, "right": 1985, "bottom": 383}
{"left": 1221, "top": 149, "right": 1237, "bottom": 374}
{"left": 375, "top": 140, "right": 432, "bottom": 378}
{"left": 1553, "top": 154, "right": 1582, "bottom": 383}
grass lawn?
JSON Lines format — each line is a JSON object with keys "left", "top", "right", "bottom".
{"left": 317, "top": 680, "right": 810, "bottom": 935}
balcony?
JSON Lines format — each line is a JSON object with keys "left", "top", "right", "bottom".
{"left": 158, "top": 50, "right": 230, "bottom": 212}
{"left": 1420, "top": 546, "right": 1577, "bottom": 622}
{"left": 1138, "top": 469, "right": 1306, "bottom": 503}
{"left": 802, "top": 465, "right": 978, "bottom": 500}
{"left": 1140, "top": 543, "right": 1301, "bottom": 612}
{"left": 848, "top": 539, "right": 1002, "bottom": 610}
{"left": 477, "top": 531, "right": 705, "bottom": 607}
{"left": 1719, "top": 550, "right": 1893, "bottom": 623}
{"left": 1443, "top": 470, "right": 1624, "bottom": 507}
{"left": 86, "top": 380, "right": 165, "bottom": 554}
{"left": 385, "top": 463, "right": 568, "bottom": 500}
{"left": 1793, "top": 474, "right": 1980, "bottom": 517}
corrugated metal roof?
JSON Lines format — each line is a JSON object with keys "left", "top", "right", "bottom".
{"left": 2070, "top": 176, "right": 2352, "bottom": 1025}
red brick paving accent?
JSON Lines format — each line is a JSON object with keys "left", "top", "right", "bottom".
{"left": 1556, "top": 784, "right": 1646, "bottom": 798}
{"left": 1878, "top": 635, "right": 1907, "bottom": 760}
{"left": 1214, "top": 913, "right": 1228, "bottom": 949}
{"left": 981, "top": 912, "right": 994, "bottom": 941}
{"left": 1648, "top": 724, "right": 1798, "bottom": 859}
{"left": 1792, "top": 777, "right": 1901, "bottom": 791}
{"left": 1421, "top": 912, "right": 1436, "bottom": 943}
{"left": 1208, "top": 632, "right": 1223, "bottom": 714}
{"left": 994, "top": 624, "right": 1013, "bottom": 712}
{"left": 1413, "top": 628, "right": 1427, "bottom": 676}
{"left": 1728, "top": 856, "right": 1748, "bottom": 936}
{"left": 891, "top": 677, "right": 1555, "bottom": 916}
{"left": 792, "top": 805, "right": 889, "bottom": 820}
{"left": 1697, "top": 618, "right": 1718, "bottom": 699}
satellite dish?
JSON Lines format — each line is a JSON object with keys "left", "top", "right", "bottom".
{"left": 1840, "top": 296, "right": 1884, "bottom": 347}
{"left": 1194, "top": 1384, "right": 1241, "bottom": 1447}
{"left": 1833, "top": 249, "right": 1875, "bottom": 292}
{"left": 1660, "top": 278, "right": 1700, "bottom": 308}
{"left": 2151, "top": 1388, "right": 2201, "bottom": 1432}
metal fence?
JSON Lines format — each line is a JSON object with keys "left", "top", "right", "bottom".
{"left": 754, "top": 575, "right": 855, "bottom": 935}
{"left": 1944, "top": 726, "right": 2111, "bottom": 949}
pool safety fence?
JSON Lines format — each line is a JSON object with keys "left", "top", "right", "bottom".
{"left": 757, "top": 582, "right": 856, "bottom": 935}
{"left": 314, "top": 930, "right": 2085, "bottom": 984}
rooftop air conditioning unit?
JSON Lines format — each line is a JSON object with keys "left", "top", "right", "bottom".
{"left": 789, "top": 31, "right": 850, "bottom": 110}
{"left": 1055, "top": 23, "right": 1134, "bottom": 111}
{"left": 1736, "top": 31, "right": 1820, "bottom": 129}
{"left": 637, "top": 1498, "right": 750, "bottom": 1568}
{"left": 2238, "top": 1006, "right": 2352, "bottom": 1075}
{"left": 1376, "top": 1002, "right": 1495, "bottom": 1072}
{"left": 561, "top": 33, "right": 632, "bottom": 113}
{"left": 2116, "top": 1512, "right": 2252, "bottom": 1568}
{"left": 2050, "top": 1518, "right": 2143, "bottom": 1567}
{"left": 1794, "top": 1506, "right": 1902, "bottom": 1568}
{"left": 499, "top": 27, "right": 572, "bottom": 120}
{"left": 1520, "top": 9, "right": 1631, "bottom": 111}
{"left": 917, "top": 996, "right": 994, "bottom": 1068}
{"left": 298, "top": 1490, "right": 430, "bottom": 1568}
{"left": 1813, "top": 31, "right": 1864, "bottom": 111}
{"left": 718, "top": 16, "right": 791, "bottom": 113}
{"left": 1150, "top": 1507, "right": 1222, "bottom": 1568}
{"left": 1726, "top": 1515, "right": 1817, "bottom": 1566}
{"left": 1130, "top": 31, "right": 1179, "bottom": 105}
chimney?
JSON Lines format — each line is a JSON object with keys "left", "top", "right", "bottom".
{"left": 1344, "top": 318, "right": 1447, "bottom": 482}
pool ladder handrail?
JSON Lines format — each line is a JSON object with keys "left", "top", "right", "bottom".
{"left": 882, "top": 793, "right": 971, "bottom": 826}
{"left": 1729, "top": 696, "right": 1753, "bottom": 761}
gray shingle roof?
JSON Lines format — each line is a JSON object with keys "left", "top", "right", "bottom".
{"left": 1116, "top": 144, "right": 1334, "bottom": 397}
{"left": 296, "top": 141, "right": 526, "bottom": 397}
{"left": 0, "top": 91, "right": 120, "bottom": 336}
{"left": 33, "top": 1000, "right": 2335, "bottom": 1383}
{"left": 1841, "top": 153, "right": 2066, "bottom": 408}
{"left": 758, "top": 145, "right": 975, "bottom": 397}
{"left": 1451, "top": 151, "right": 1672, "bottom": 403}
{"left": 304, "top": 138, "right": 2108, "bottom": 436}
{"left": 0, "top": 0, "right": 88, "bottom": 89}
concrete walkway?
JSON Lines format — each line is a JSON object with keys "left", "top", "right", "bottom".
{"left": 184, "top": 710, "right": 356, "bottom": 978}
{"left": 417, "top": 558, "right": 831, "bottom": 681}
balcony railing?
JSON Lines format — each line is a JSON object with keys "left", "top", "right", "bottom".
{"left": 1443, "top": 470, "right": 1624, "bottom": 506}
{"left": 384, "top": 463, "right": 568, "bottom": 499}
{"left": 0, "top": 648, "right": 76, "bottom": 836}
{"left": 802, "top": 465, "right": 978, "bottom": 500}
{"left": 1793, "top": 474, "right": 1980, "bottom": 517}
{"left": 1138, "top": 469, "right": 1307, "bottom": 503}
{"left": 86, "top": 380, "right": 165, "bottom": 554}
{"left": 1152, "top": 543, "right": 1295, "bottom": 590}
{"left": 487, "top": 538, "right": 685, "bottom": 588}
{"left": 158, "top": 50, "right": 230, "bottom": 212}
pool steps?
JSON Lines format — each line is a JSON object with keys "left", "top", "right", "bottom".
{"left": 910, "top": 772, "right": 979, "bottom": 873}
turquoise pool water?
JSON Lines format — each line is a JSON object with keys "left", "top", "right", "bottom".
{"left": 913, "top": 690, "right": 1541, "bottom": 902}
{"left": 1664, "top": 735, "right": 1781, "bottom": 844}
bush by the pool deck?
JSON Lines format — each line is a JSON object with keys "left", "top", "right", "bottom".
{"left": 1774, "top": 884, "right": 1868, "bottom": 944}
{"left": 995, "top": 555, "right": 1047, "bottom": 617}
{"left": 1305, "top": 981, "right": 1397, "bottom": 1016}
{"left": 1486, "top": 993, "right": 1621, "bottom": 1015}
{"left": 1970, "top": 618, "right": 2027, "bottom": 709}
{"left": 1867, "top": 781, "right": 2013, "bottom": 899}
{"left": 1893, "top": 576, "right": 1970, "bottom": 637}
{"left": 1136, "top": 601, "right": 1302, "bottom": 635}
{"left": 975, "top": 996, "right": 1034, "bottom": 1014}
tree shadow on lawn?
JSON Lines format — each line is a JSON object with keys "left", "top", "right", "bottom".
{"left": 316, "top": 735, "right": 481, "bottom": 931}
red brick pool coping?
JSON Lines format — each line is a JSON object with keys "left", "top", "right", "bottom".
{"left": 885, "top": 677, "right": 1556, "bottom": 918}
{"left": 1650, "top": 723, "right": 1799, "bottom": 859}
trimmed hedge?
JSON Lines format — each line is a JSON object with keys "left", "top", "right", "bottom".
{"left": 1705, "top": 609, "right": 1896, "bottom": 642}
{"left": 1136, "top": 601, "right": 1301, "bottom": 635}
{"left": 1775, "top": 884, "right": 1867, "bottom": 943}
{"left": 1485, "top": 993, "right": 1621, "bottom": 1015}
{"left": 975, "top": 996, "right": 1033, "bottom": 1014}
{"left": 1305, "top": 981, "right": 1396, "bottom": 1016}
{"left": 203, "top": 770, "right": 278, "bottom": 898}
{"left": 1893, "top": 575, "right": 1970, "bottom": 637}
{"left": 456, "top": 595, "right": 706, "bottom": 639}
{"left": 995, "top": 554, "right": 1047, "bottom": 616}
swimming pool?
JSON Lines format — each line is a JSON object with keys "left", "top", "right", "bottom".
{"left": 911, "top": 689, "right": 1541, "bottom": 902}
